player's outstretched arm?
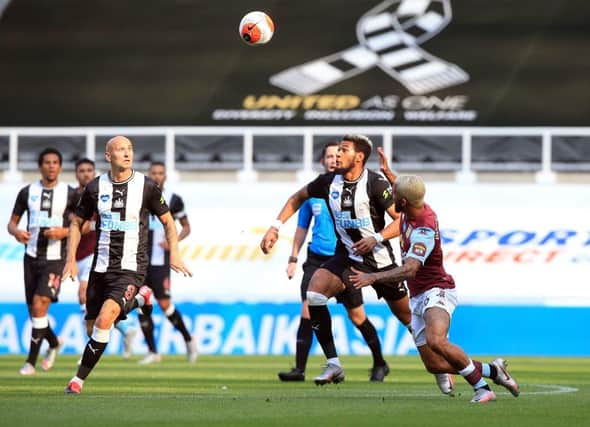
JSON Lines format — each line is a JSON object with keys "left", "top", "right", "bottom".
{"left": 160, "top": 216, "right": 191, "bottom": 250}
{"left": 377, "top": 147, "right": 397, "bottom": 185}
{"left": 350, "top": 258, "right": 421, "bottom": 289}
{"left": 260, "top": 185, "right": 309, "bottom": 255}
{"left": 159, "top": 211, "right": 192, "bottom": 277}
{"left": 348, "top": 267, "right": 378, "bottom": 288}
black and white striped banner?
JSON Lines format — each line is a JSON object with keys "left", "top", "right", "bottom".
{"left": 270, "top": 0, "right": 468, "bottom": 95}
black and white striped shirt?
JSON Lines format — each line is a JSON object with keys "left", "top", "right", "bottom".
{"left": 148, "top": 190, "right": 187, "bottom": 267}
{"left": 307, "top": 169, "right": 396, "bottom": 269}
{"left": 11, "top": 181, "right": 77, "bottom": 261}
{"left": 75, "top": 170, "right": 169, "bottom": 275}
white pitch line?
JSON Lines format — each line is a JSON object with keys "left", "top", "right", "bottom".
{"left": 384, "top": 384, "right": 580, "bottom": 397}
{"left": 314, "top": 384, "right": 579, "bottom": 398}
{"left": 74, "top": 383, "right": 579, "bottom": 400}
{"left": 524, "top": 384, "right": 579, "bottom": 395}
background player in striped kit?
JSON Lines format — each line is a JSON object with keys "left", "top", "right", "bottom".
{"left": 74, "top": 158, "right": 137, "bottom": 359}
{"left": 7, "top": 148, "right": 77, "bottom": 375}
{"left": 62, "top": 136, "right": 192, "bottom": 394}
{"left": 261, "top": 135, "right": 411, "bottom": 385}
{"left": 137, "top": 161, "right": 197, "bottom": 365}
{"left": 278, "top": 142, "right": 391, "bottom": 382}
{"left": 349, "top": 174, "right": 520, "bottom": 403}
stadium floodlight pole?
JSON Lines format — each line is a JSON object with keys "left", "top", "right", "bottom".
{"left": 270, "top": 0, "right": 468, "bottom": 95}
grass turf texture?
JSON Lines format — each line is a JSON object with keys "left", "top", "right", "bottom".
{"left": 1, "top": 355, "right": 589, "bottom": 427}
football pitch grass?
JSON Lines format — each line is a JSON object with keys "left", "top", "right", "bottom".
{"left": 1, "top": 355, "right": 589, "bottom": 427}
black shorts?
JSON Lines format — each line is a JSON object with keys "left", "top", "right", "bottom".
{"left": 321, "top": 251, "right": 408, "bottom": 304}
{"left": 314, "top": 252, "right": 364, "bottom": 310}
{"left": 144, "top": 265, "right": 170, "bottom": 300}
{"left": 300, "top": 250, "right": 332, "bottom": 301}
{"left": 23, "top": 254, "right": 64, "bottom": 305}
{"left": 85, "top": 270, "right": 145, "bottom": 321}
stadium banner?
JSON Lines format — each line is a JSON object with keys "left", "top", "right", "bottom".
{"left": 0, "top": 1, "right": 588, "bottom": 126}
{"left": 1, "top": 182, "right": 589, "bottom": 307}
{"left": 1, "top": 302, "right": 589, "bottom": 356}
{"left": 1, "top": 181, "right": 589, "bottom": 355}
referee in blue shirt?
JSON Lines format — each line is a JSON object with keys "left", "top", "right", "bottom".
{"left": 279, "top": 142, "right": 390, "bottom": 382}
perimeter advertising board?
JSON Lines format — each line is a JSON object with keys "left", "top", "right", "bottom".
{"left": 0, "top": 182, "right": 588, "bottom": 355}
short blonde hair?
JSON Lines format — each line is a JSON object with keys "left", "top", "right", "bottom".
{"left": 395, "top": 175, "right": 425, "bottom": 207}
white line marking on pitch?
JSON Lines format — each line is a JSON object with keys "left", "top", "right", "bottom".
{"left": 523, "top": 384, "right": 578, "bottom": 395}
{"left": 80, "top": 384, "right": 578, "bottom": 399}
{"left": 308, "top": 384, "right": 579, "bottom": 398}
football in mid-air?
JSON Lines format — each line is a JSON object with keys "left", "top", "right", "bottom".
{"left": 239, "top": 11, "right": 274, "bottom": 45}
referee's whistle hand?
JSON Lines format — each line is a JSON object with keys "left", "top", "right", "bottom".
{"left": 286, "top": 262, "right": 296, "bottom": 279}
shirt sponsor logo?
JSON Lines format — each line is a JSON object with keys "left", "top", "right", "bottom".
{"left": 29, "top": 211, "right": 62, "bottom": 228}
{"left": 100, "top": 212, "right": 138, "bottom": 232}
{"left": 335, "top": 211, "right": 370, "bottom": 229}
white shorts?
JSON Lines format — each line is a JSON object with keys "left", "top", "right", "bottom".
{"left": 76, "top": 254, "right": 93, "bottom": 283}
{"left": 410, "top": 287, "right": 458, "bottom": 347}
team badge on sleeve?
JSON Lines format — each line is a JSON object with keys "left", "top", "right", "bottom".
{"left": 412, "top": 243, "right": 427, "bottom": 257}
{"left": 160, "top": 196, "right": 165, "bottom": 204}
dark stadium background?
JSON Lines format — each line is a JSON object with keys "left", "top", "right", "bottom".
{"left": 0, "top": 0, "right": 588, "bottom": 126}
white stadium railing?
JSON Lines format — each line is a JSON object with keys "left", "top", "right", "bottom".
{"left": 1, "top": 126, "right": 590, "bottom": 183}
